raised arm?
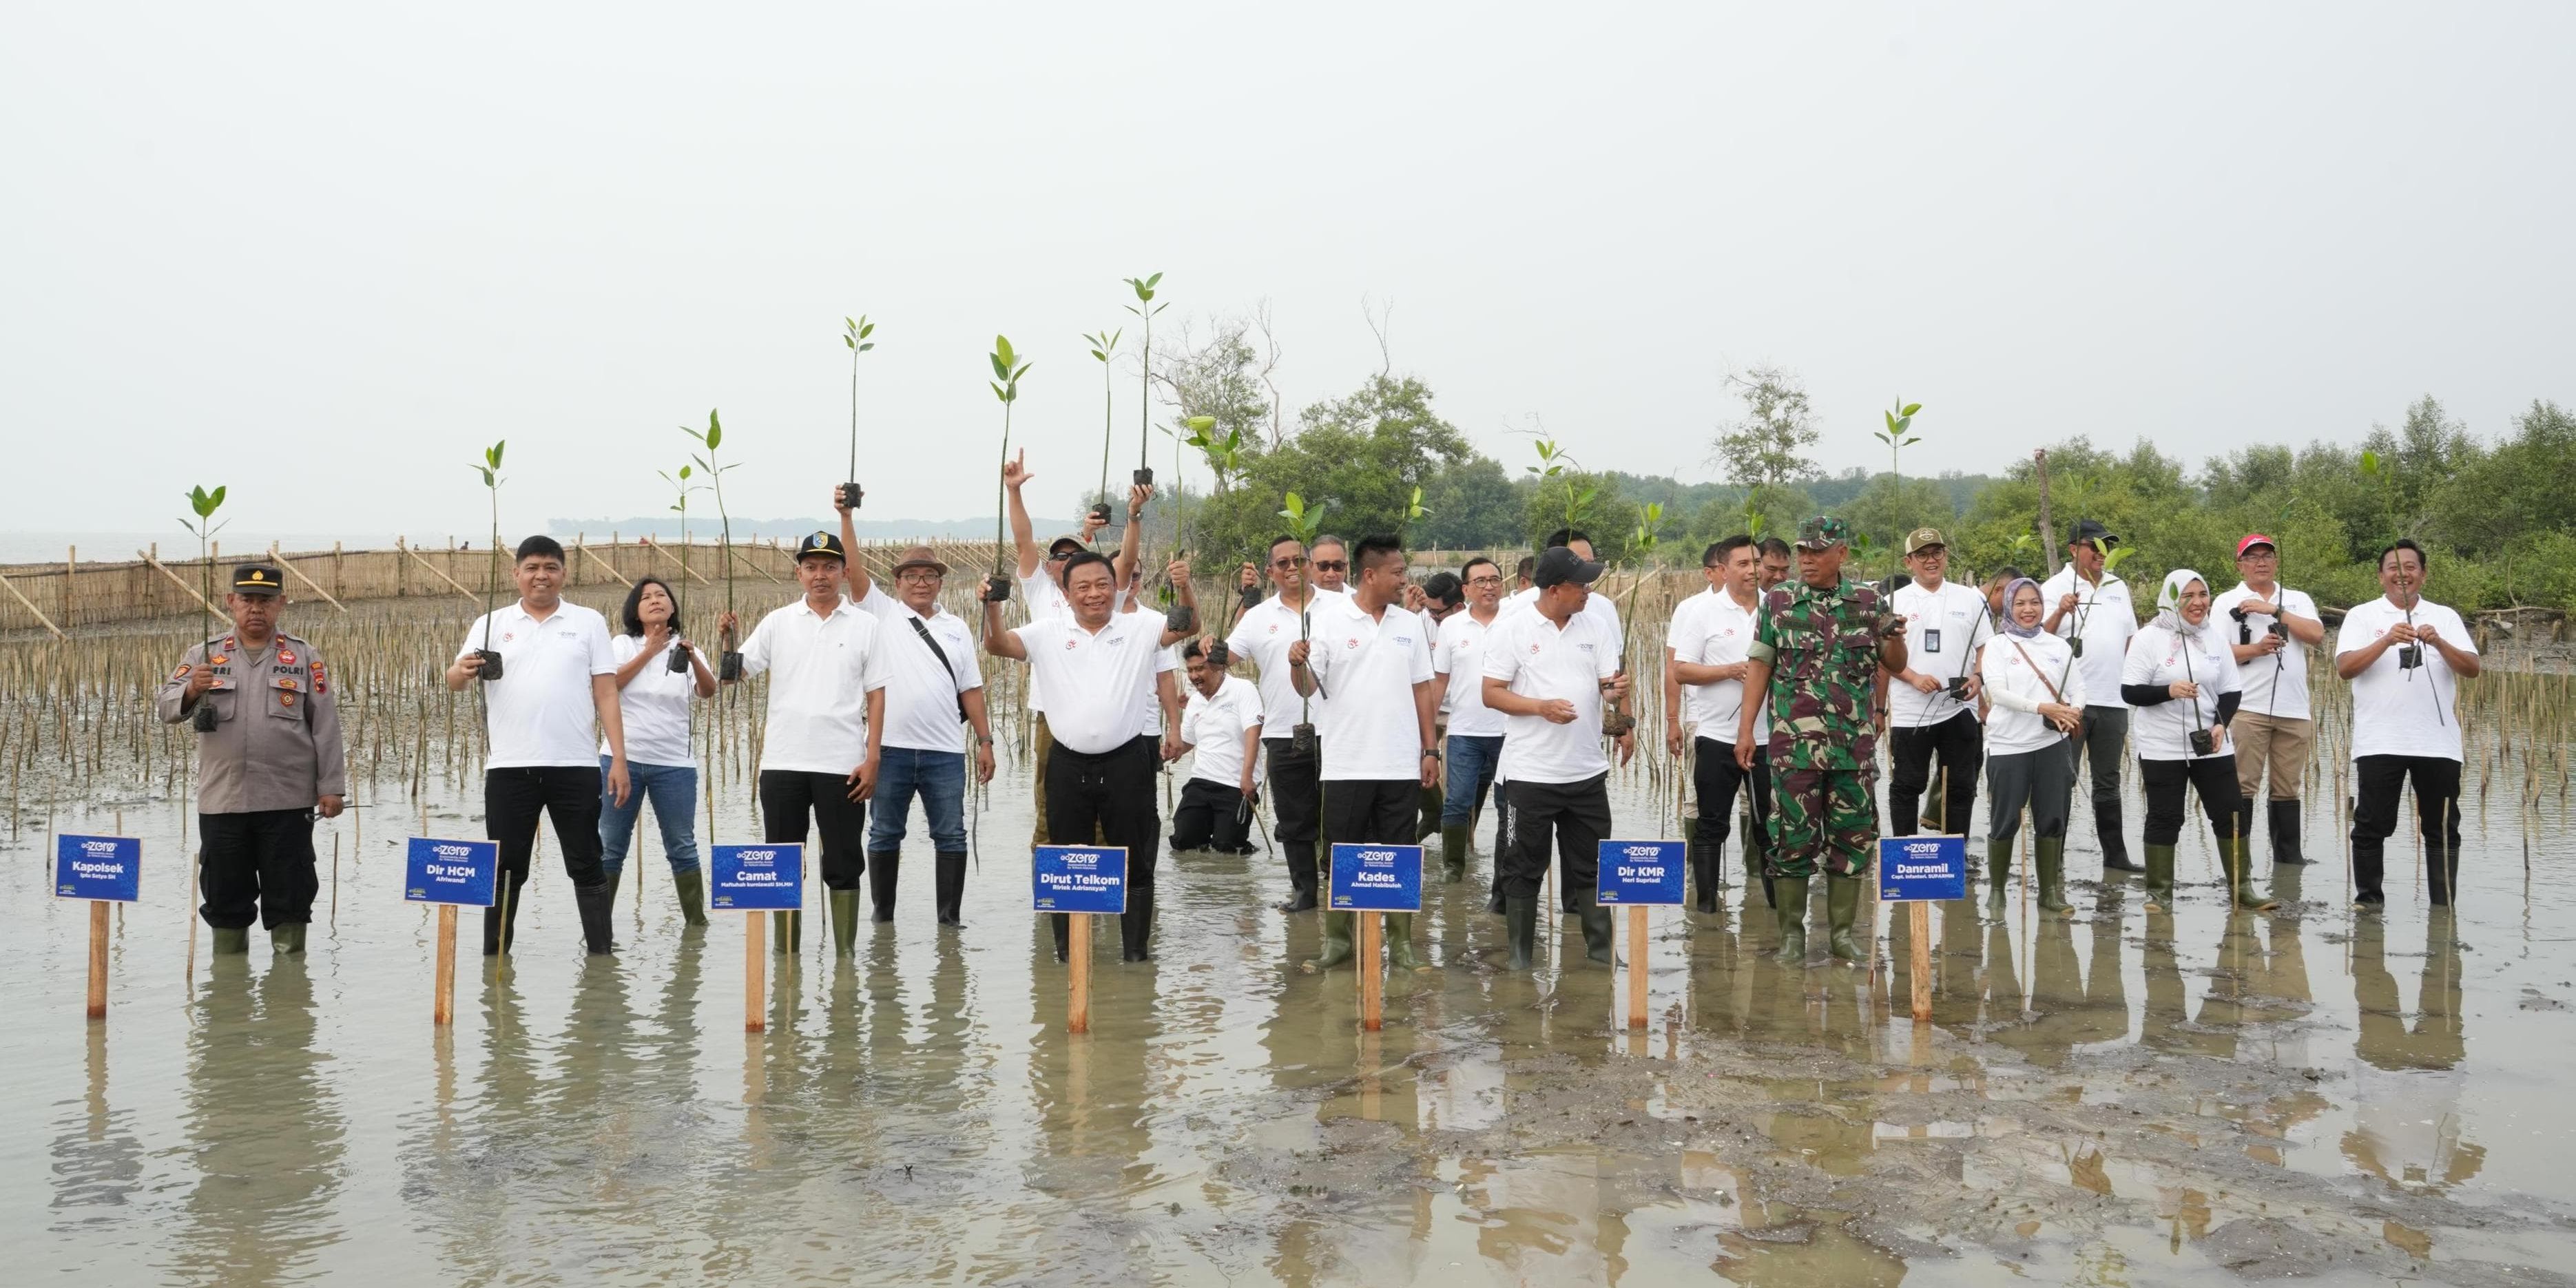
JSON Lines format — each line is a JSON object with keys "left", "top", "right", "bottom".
{"left": 982, "top": 600, "right": 1029, "bottom": 660}
{"left": 1005, "top": 450, "right": 1042, "bottom": 580}
{"left": 1114, "top": 483, "right": 1150, "bottom": 598}
{"left": 838, "top": 488, "right": 874, "bottom": 601}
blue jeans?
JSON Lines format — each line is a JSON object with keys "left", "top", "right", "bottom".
{"left": 1442, "top": 734, "right": 1504, "bottom": 827}
{"left": 867, "top": 747, "right": 968, "bottom": 853}
{"left": 598, "top": 756, "right": 700, "bottom": 877}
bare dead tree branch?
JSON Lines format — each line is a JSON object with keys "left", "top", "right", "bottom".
{"left": 1361, "top": 294, "right": 1394, "bottom": 379}
{"left": 1252, "top": 298, "right": 1285, "bottom": 447}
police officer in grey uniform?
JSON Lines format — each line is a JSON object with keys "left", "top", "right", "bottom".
{"left": 154, "top": 563, "right": 348, "bottom": 955}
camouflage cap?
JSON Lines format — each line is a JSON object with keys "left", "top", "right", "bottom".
{"left": 1794, "top": 516, "right": 1850, "bottom": 551}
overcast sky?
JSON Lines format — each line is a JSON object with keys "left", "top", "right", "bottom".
{"left": 6, "top": 3, "right": 2568, "bottom": 539}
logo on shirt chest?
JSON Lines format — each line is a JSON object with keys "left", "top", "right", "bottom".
{"left": 500, "top": 633, "right": 514, "bottom": 644}
{"left": 1344, "top": 637, "right": 1359, "bottom": 650}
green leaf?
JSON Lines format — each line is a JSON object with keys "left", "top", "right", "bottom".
{"left": 208, "top": 484, "right": 226, "bottom": 510}
{"left": 1146, "top": 271, "right": 1162, "bottom": 289}
{"left": 679, "top": 464, "right": 692, "bottom": 479}
{"left": 860, "top": 322, "right": 874, "bottom": 339}
{"left": 1900, "top": 402, "right": 1922, "bottom": 417}
{"left": 991, "top": 381, "right": 1007, "bottom": 402}
{"left": 990, "top": 353, "right": 1009, "bottom": 380}
{"left": 858, "top": 342, "right": 873, "bottom": 352}
{"left": 703, "top": 411, "right": 721, "bottom": 450}
{"left": 844, "top": 335, "right": 855, "bottom": 349}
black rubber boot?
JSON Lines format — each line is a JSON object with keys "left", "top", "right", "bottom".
{"left": 673, "top": 869, "right": 709, "bottom": 926}
{"left": 868, "top": 851, "right": 900, "bottom": 923}
{"left": 2269, "top": 799, "right": 2306, "bottom": 866}
{"left": 2097, "top": 802, "right": 2139, "bottom": 872}
{"left": 772, "top": 909, "right": 800, "bottom": 955}
{"left": 1122, "top": 885, "right": 1155, "bottom": 962}
{"left": 603, "top": 868, "right": 622, "bottom": 907}
{"left": 1440, "top": 824, "right": 1468, "bottom": 885}
{"left": 1772, "top": 875, "right": 1810, "bottom": 964}
{"left": 1050, "top": 911, "right": 1070, "bottom": 962}
{"left": 1417, "top": 784, "right": 1442, "bottom": 842}
{"left": 1504, "top": 895, "right": 1539, "bottom": 970}
{"left": 481, "top": 871, "right": 529, "bottom": 956}
{"left": 934, "top": 851, "right": 968, "bottom": 926}
{"left": 1276, "top": 840, "right": 1318, "bottom": 913}
{"left": 1690, "top": 840, "right": 1720, "bottom": 914}
{"left": 574, "top": 882, "right": 616, "bottom": 955}
{"left": 1575, "top": 891, "right": 1617, "bottom": 966}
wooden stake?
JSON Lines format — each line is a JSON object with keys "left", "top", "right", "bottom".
{"left": 746, "top": 911, "right": 767, "bottom": 1032}
{"left": 1909, "top": 900, "right": 1932, "bottom": 1021}
{"left": 432, "top": 904, "right": 457, "bottom": 1026}
{"left": 1068, "top": 913, "right": 1092, "bottom": 1035}
{"left": 85, "top": 901, "right": 110, "bottom": 1019}
{"left": 1358, "top": 912, "right": 1384, "bottom": 1032}
{"left": 0, "top": 565, "right": 70, "bottom": 638}
{"left": 1626, "top": 904, "right": 1649, "bottom": 1029}
{"left": 267, "top": 543, "right": 349, "bottom": 612}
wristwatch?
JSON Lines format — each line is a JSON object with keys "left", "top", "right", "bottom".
{"left": 1421, "top": 748, "right": 1442, "bottom": 761}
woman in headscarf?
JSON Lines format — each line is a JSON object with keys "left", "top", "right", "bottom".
{"left": 1979, "top": 577, "right": 2086, "bottom": 915}
{"left": 2121, "top": 569, "right": 2274, "bottom": 912}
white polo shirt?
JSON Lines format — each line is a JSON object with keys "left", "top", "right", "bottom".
{"left": 1225, "top": 589, "right": 1340, "bottom": 734}
{"left": 1890, "top": 579, "right": 1991, "bottom": 728}
{"left": 1499, "top": 583, "right": 1625, "bottom": 652}
{"left": 739, "top": 594, "right": 887, "bottom": 776}
{"left": 1483, "top": 604, "right": 1620, "bottom": 784}
{"left": 1434, "top": 610, "right": 1507, "bottom": 738}
{"left": 2040, "top": 566, "right": 2137, "bottom": 709}
{"left": 2336, "top": 595, "right": 2475, "bottom": 762}
{"left": 1181, "top": 674, "right": 1264, "bottom": 787}
{"left": 853, "top": 585, "right": 982, "bottom": 754}
{"left": 2120, "top": 621, "right": 2241, "bottom": 762}
{"left": 457, "top": 600, "right": 617, "bottom": 769}
{"left": 1013, "top": 611, "right": 1174, "bottom": 755}
{"left": 1668, "top": 587, "right": 1767, "bottom": 742}
{"left": 601, "top": 633, "right": 696, "bottom": 767}
{"left": 1302, "top": 594, "right": 1435, "bottom": 781}
{"left": 1019, "top": 568, "right": 1073, "bottom": 714}
{"left": 2212, "top": 582, "right": 2318, "bottom": 721}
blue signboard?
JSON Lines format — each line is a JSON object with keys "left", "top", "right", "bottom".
{"left": 1878, "top": 835, "right": 1968, "bottom": 902}
{"left": 710, "top": 843, "right": 804, "bottom": 911}
{"left": 404, "top": 837, "right": 499, "bottom": 907}
{"left": 1033, "top": 845, "right": 1128, "bottom": 914}
{"left": 1329, "top": 843, "right": 1423, "bottom": 912}
{"left": 55, "top": 835, "right": 141, "bottom": 903}
{"left": 1596, "top": 839, "right": 1685, "bottom": 906}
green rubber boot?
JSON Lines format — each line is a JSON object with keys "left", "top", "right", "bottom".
{"left": 1826, "top": 875, "right": 1864, "bottom": 963}
{"left": 211, "top": 926, "right": 251, "bottom": 955}
{"left": 829, "top": 890, "right": 861, "bottom": 957}
{"left": 673, "top": 869, "right": 709, "bottom": 926}
{"left": 2037, "top": 838, "right": 2074, "bottom": 914}
{"left": 1986, "top": 838, "right": 2013, "bottom": 915}
{"left": 1575, "top": 891, "right": 1617, "bottom": 966}
{"left": 772, "top": 909, "right": 800, "bottom": 955}
{"left": 1772, "top": 875, "right": 1810, "bottom": 964}
{"left": 1305, "top": 910, "right": 1355, "bottom": 971}
{"left": 271, "top": 922, "right": 307, "bottom": 955}
{"left": 1386, "top": 911, "right": 1431, "bottom": 971}
{"left": 1505, "top": 895, "right": 1540, "bottom": 970}
{"left": 2142, "top": 844, "right": 2177, "bottom": 912}
{"left": 1440, "top": 824, "right": 1468, "bottom": 885}
{"left": 2227, "top": 834, "right": 2278, "bottom": 911}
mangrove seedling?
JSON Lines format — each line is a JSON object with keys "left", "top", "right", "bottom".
{"left": 840, "top": 315, "right": 875, "bottom": 512}
{"left": 178, "top": 483, "right": 230, "bottom": 730}
{"left": 683, "top": 410, "right": 743, "bottom": 680}
{"left": 1526, "top": 438, "right": 1592, "bottom": 539}
{"left": 1085, "top": 326, "right": 1122, "bottom": 529}
{"left": 1123, "top": 271, "right": 1166, "bottom": 486}
{"left": 985, "top": 335, "right": 1032, "bottom": 604}
{"left": 1873, "top": 397, "right": 1924, "bottom": 547}
{"left": 1278, "top": 490, "right": 1333, "bottom": 756}
{"left": 470, "top": 441, "right": 508, "bottom": 682}
{"left": 658, "top": 461, "right": 705, "bottom": 672}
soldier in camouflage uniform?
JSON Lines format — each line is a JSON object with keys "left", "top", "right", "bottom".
{"left": 1733, "top": 517, "right": 1908, "bottom": 966}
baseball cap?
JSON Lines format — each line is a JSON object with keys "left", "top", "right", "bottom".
{"left": 1795, "top": 516, "right": 1850, "bottom": 551}
{"left": 1904, "top": 527, "right": 1946, "bottom": 555}
{"left": 1531, "top": 546, "right": 1604, "bottom": 589}
{"left": 2070, "top": 519, "right": 2116, "bottom": 549}
{"left": 1046, "top": 534, "right": 1087, "bottom": 558}
{"left": 231, "top": 563, "right": 284, "bottom": 596}
{"left": 793, "top": 530, "right": 847, "bottom": 562}
{"left": 2236, "top": 533, "right": 2277, "bottom": 558}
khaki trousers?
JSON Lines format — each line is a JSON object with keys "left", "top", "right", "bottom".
{"left": 2230, "top": 711, "right": 2312, "bottom": 801}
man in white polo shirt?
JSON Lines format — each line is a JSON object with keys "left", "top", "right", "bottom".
{"left": 2212, "top": 532, "right": 2325, "bottom": 869}
{"left": 2041, "top": 519, "right": 2140, "bottom": 874}
{"left": 1668, "top": 535, "right": 1769, "bottom": 914}
{"left": 1291, "top": 534, "right": 1439, "bottom": 975}
{"left": 1433, "top": 557, "right": 1508, "bottom": 887}
{"left": 1225, "top": 534, "right": 1346, "bottom": 913}
{"left": 985, "top": 549, "right": 1189, "bottom": 962}
{"left": 720, "top": 530, "right": 888, "bottom": 957}
{"left": 1001, "top": 450, "right": 1134, "bottom": 849}
{"left": 1172, "top": 637, "right": 1263, "bottom": 854}
{"left": 444, "top": 535, "right": 630, "bottom": 957}
{"left": 1482, "top": 546, "right": 1630, "bottom": 969}
{"left": 838, "top": 497, "right": 997, "bottom": 928}
{"left": 1887, "top": 528, "right": 1989, "bottom": 840}
{"left": 2334, "top": 539, "right": 2481, "bottom": 909}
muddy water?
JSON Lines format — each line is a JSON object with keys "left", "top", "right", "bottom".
{"left": 10, "top": 687, "right": 2576, "bottom": 1282}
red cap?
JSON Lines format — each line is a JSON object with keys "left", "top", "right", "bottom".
{"left": 2236, "top": 533, "right": 2276, "bottom": 557}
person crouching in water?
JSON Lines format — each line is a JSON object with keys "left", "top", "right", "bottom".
{"left": 1172, "top": 638, "right": 1263, "bottom": 855}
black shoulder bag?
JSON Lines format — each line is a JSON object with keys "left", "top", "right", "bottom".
{"left": 906, "top": 616, "right": 970, "bottom": 723}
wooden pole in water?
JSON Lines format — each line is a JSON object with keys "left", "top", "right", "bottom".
{"left": 745, "top": 911, "right": 766, "bottom": 1032}
{"left": 1626, "top": 904, "right": 1649, "bottom": 1029}
{"left": 86, "top": 901, "right": 110, "bottom": 1019}
{"left": 1068, "top": 914, "right": 1092, "bottom": 1035}
{"left": 432, "top": 904, "right": 457, "bottom": 1026}
{"left": 1909, "top": 900, "right": 1932, "bottom": 1021}
{"left": 1358, "top": 911, "right": 1383, "bottom": 1032}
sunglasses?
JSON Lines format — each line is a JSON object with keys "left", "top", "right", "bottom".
{"left": 1272, "top": 555, "right": 1308, "bottom": 568}
{"left": 1313, "top": 560, "right": 1347, "bottom": 572}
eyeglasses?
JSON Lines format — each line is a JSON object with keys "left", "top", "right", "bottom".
{"left": 1272, "top": 556, "right": 1307, "bottom": 568}
{"left": 1313, "top": 560, "right": 1347, "bottom": 572}
{"left": 1466, "top": 574, "right": 1504, "bottom": 586}
{"left": 895, "top": 570, "right": 944, "bottom": 584}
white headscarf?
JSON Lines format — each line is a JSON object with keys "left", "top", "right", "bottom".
{"left": 2154, "top": 569, "right": 2210, "bottom": 638}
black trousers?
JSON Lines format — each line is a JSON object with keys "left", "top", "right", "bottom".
{"left": 2139, "top": 756, "right": 2241, "bottom": 847}
{"left": 1046, "top": 736, "right": 1164, "bottom": 958}
{"left": 2351, "top": 754, "right": 2464, "bottom": 904}
{"left": 484, "top": 765, "right": 605, "bottom": 953}
{"left": 758, "top": 769, "right": 870, "bottom": 891}
{"left": 1691, "top": 737, "right": 1770, "bottom": 878}
{"left": 1173, "top": 778, "right": 1255, "bottom": 853}
{"left": 1324, "top": 777, "right": 1418, "bottom": 848}
{"left": 1499, "top": 774, "right": 1610, "bottom": 902}
{"left": 1890, "top": 711, "right": 1983, "bottom": 836}
{"left": 197, "top": 808, "right": 318, "bottom": 930}
{"left": 1263, "top": 736, "right": 1322, "bottom": 897}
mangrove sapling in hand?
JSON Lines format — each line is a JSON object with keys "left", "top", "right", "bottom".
{"left": 683, "top": 411, "right": 743, "bottom": 680}
{"left": 178, "top": 484, "right": 230, "bottom": 731}
{"left": 658, "top": 461, "right": 705, "bottom": 672}
{"left": 984, "top": 336, "right": 1032, "bottom": 607}
{"left": 1086, "top": 326, "right": 1122, "bottom": 529}
{"left": 840, "top": 315, "right": 875, "bottom": 512}
{"left": 1278, "top": 490, "right": 1333, "bottom": 757}
{"left": 470, "top": 442, "right": 508, "bottom": 682}
{"left": 1123, "top": 272, "right": 1166, "bottom": 486}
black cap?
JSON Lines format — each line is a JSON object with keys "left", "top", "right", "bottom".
{"left": 2070, "top": 519, "right": 2116, "bottom": 549}
{"left": 794, "top": 530, "right": 846, "bottom": 562}
{"left": 1532, "top": 546, "right": 1604, "bottom": 589}
{"left": 231, "top": 563, "right": 284, "bottom": 596}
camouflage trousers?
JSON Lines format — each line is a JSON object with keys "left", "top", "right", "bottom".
{"left": 1767, "top": 767, "right": 1882, "bottom": 880}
